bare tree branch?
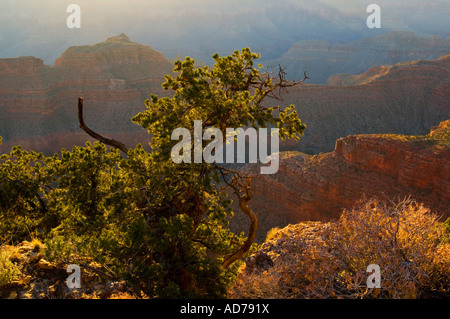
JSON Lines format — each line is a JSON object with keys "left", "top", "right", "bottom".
{"left": 251, "top": 67, "right": 309, "bottom": 107}
{"left": 77, "top": 97, "right": 129, "bottom": 155}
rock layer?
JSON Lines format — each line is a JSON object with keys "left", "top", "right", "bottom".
{"left": 270, "top": 31, "right": 450, "bottom": 84}
{"left": 233, "top": 121, "right": 450, "bottom": 242}
{"left": 278, "top": 54, "right": 450, "bottom": 154}
{"left": 0, "top": 34, "right": 173, "bottom": 155}
{"left": 1, "top": 35, "right": 449, "bottom": 156}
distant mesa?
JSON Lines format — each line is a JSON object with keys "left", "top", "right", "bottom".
{"left": 0, "top": 34, "right": 173, "bottom": 155}
{"left": 328, "top": 54, "right": 450, "bottom": 86}
{"left": 54, "top": 33, "right": 165, "bottom": 68}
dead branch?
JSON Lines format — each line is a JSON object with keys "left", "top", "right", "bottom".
{"left": 77, "top": 97, "right": 129, "bottom": 155}
{"left": 251, "top": 67, "right": 309, "bottom": 106}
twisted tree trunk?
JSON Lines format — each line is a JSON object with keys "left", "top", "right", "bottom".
{"left": 223, "top": 177, "right": 257, "bottom": 268}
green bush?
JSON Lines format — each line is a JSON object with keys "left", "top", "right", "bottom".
{"left": 0, "top": 249, "right": 21, "bottom": 288}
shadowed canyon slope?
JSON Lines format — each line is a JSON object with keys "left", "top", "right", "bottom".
{"left": 233, "top": 120, "right": 450, "bottom": 242}
{"left": 267, "top": 31, "right": 450, "bottom": 84}
{"left": 0, "top": 34, "right": 173, "bottom": 155}
{"left": 278, "top": 54, "right": 450, "bottom": 155}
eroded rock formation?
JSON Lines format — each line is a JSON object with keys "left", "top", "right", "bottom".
{"left": 233, "top": 121, "right": 450, "bottom": 242}
{"left": 0, "top": 34, "right": 173, "bottom": 155}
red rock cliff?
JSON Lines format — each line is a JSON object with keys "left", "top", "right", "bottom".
{"left": 234, "top": 121, "right": 450, "bottom": 242}
{"left": 1, "top": 37, "right": 448, "bottom": 156}
{"left": 0, "top": 34, "right": 173, "bottom": 155}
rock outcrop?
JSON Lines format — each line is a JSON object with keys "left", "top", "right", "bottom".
{"left": 232, "top": 121, "right": 450, "bottom": 242}
{"left": 0, "top": 241, "right": 139, "bottom": 299}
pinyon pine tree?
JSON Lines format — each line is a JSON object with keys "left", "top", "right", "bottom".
{"left": 0, "top": 48, "right": 307, "bottom": 298}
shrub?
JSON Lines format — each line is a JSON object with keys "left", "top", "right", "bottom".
{"left": 232, "top": 198, "right": 450, "bottom": 299}
{"left": 0, "top": 248, "right": 21, "bottom": 288}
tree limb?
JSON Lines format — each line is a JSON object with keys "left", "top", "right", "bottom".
{"left": 77, "top": 97, "right": 129, "bottom": 155}
{"left": 223, "top": 177, "right": 257, "bottom": 268}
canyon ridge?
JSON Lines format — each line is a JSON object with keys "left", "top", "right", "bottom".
{"left": 235, "top": 120, "right": 450, "bottom": 242}
{"left": 0, "top": 33, "right": 449, "bottom": 156}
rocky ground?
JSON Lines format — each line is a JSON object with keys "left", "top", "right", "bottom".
{"left": 0, "top": 240, "right": 141, "bottom": 299}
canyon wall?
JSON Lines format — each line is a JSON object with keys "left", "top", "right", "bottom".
{"left": 1, "top": 34, "right": 449, "bottom": 156}
{"left": 267, "top": 31, "right": 450, "bottom": 84}
{"left": 233, "top": 121, "right": 450, "bottom": 242}
{"left": 0, "top": 34, "right": 173, "bottom": 155}
{"left": 278, "top": 54, "right": 450, "bottom": 154}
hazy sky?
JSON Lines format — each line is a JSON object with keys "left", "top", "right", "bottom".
{"left": 0, "top": 0, "right": 449, "bottom": 64}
